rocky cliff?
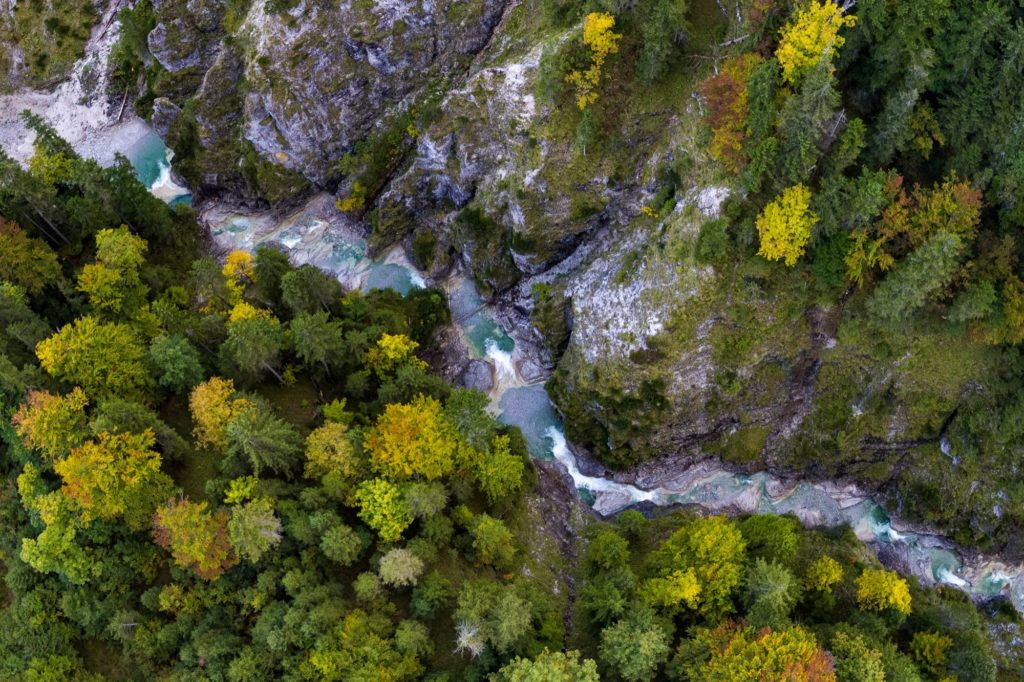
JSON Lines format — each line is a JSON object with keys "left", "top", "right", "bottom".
{"left": 138, "top": 0, "right": 509, "bottom": 199}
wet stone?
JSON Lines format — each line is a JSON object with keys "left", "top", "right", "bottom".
{"left": 460, "top": 360, "right": 494, "bottom": 393}
{"left": 592, "top": 490, "right": 635, "bottom": 516}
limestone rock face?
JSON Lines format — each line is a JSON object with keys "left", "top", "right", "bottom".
{"left": 147, "top": 0, "right": 507, "bottom": 196}
{"left": 239, "top": 0, "right": 506, "bottom": 185}
{"left": 148, "top": 0, "right": 225, "bottom": 73}
{"left": 150, "top": 97, "right": 182, "bottom": 138}
{"left": 460, "top": 359, "right": 495, "bottom": 393}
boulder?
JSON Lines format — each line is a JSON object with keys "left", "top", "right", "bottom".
{"left": 460, "top": 359, "right": 494, "bottom": 393}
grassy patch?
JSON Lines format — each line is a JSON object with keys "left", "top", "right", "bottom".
{"left": 254, "top": 376, "right": 321, "bottom": 434}
{"left": 710, "top": 424, "right": 772, "bottom": 464}
{"left": 5, "top": 0, "right": 97, "bottom": 86}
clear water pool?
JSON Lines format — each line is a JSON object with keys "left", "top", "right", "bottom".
{"left": 125, "top": 130, "right": 191, "bottom": 205}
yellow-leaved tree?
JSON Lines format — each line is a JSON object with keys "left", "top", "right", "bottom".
{"left": 189, "top": 377, "right": 256, "bottom": 451}
{"left": 55, "top": 430, "right": 173, "bottom": 530}
{"left": 365, "top": 333, "right": 427, "bottom": 377}
{"left": 855, "top": 568, "right": 912, "bottom": 615}
{"left": 223, "top": 250, "right": 255, "bottom": 303}
{"left": 776, "top": 0, "right": 856, "bottom": 85}
{"left": 756, "top": 184, "right": 818, "bottom": 266}
{"left": 364, "top": 395, "right": 458, "bottom": 480}
{"left": 12, "top": 388, "right": 90, "bottom": 462}
{"left": 803, "top": 555, "right": 843, "bottom": 593}
{"left": 700, "top": 53, "right": 762, "bottom": 173}
{"left": 565, "top": 12, "right": 622, "bottom": 110}
{"left": 153, "top": 498, "right": 237, "bottom": 580}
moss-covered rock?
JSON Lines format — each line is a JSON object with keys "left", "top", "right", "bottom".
{"left": 237, "top": 0, "right": 507, "bottom": 186}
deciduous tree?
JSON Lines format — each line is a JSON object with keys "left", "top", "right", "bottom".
{"left": 153, "top": 498, "right": 236, "bottom": 580}
{"left": 829, "top": 630, "right": 884, "bottom": 682}
{"left": 475, "top": 434, "right": 525, "bottom": 506}
{"left": 454, "top": 580, "right": 534, "bottom": 655}
{"left": 599, "top": 608, "right": 671, "bottom": 682}
{"left": 17, "top": 469, "right": 96, "bottom": 584}
{"left": 776, "top": 0, "right": 856, "bottom": 85}
{"left": 565, "top": 12, "right": 622, "bottom": 109}
{"left": 355, "top": 478, "right": 413, "bottom": 543}
{"left": 756, "top": 184, "right": 817, "bottom": 266}
{"left": 12, "top": 388, "right": 89, "bottom": 462}
{"left": 0, "top": 220, "right": 61, "bottom": 294}
{"left": 304, "top": 420, "right": 362, "bottom": 486}
{"left": 76, "top": 227, "right": 148, "bottom": 315}
{"left": 472, "top": 514, "right": 516, "bottom": 569}
{"left": 56, "top": 429, "right": 173, "bottom": 530}
{"left": 222, "top": 250, "right": 255, "bottom": 304}
{"left": 701, "top": 54, "right": 762, "bottom": 173}
{"left": 855, "top": 568, "right": 911, "bottom": 615}
{"left": 691, "top": 621, "right": 836, "bottom": 681}
{"left": 804, "top": 555, "right": 843, "bottom": 593}
{"left": 320, "top": 523, "right": 365, "bottom": 566}
{"left": 365, "top": 333, "right": 427, "bottom": 378}
{"left": 36, "top": 316, "right": 153, "bottom": 399}
{"left": 492, "top": 649, "right": 599, "bottom": 682}
{"left": 228, "top": 497, "right": 282, "bottom": 563}
{"left": 364, "top": 396, "right": 458, "bottom": 480}
{"left": 378, "top": 547, "right": 425, "bottom": 587}
{"left": 646, "top": 515, "right": 746, "bottom": 620}
{"left": 189, "top": 377, "right": 255, "bottom": 451}
{"left": 913, "top": 630, "right": 950, "bottom": 675}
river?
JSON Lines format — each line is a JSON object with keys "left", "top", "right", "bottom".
{"left": 1, "top": 11, "right": 1022, "bottom": 612}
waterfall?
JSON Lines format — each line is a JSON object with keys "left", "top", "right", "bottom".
{"left": 148, "top": 154, "right": 191, "bottom": 204}
{"left": 485, "top": 339, "right": 521, "bottom": 397}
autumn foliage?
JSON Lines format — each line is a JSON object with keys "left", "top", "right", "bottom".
{"left": 153, "top": 498, "right": 237, "bottom": 580}
{"left": 855, "top": 568, "right": 912, "bottom": 615}
{"left": 0, "top": 219, "right": 61, "bottom": 294}
{"left": 701, "top": 54, "right": 762, "bottom": 173}
{"left": 56, "top": 430, "right": 173, "bottom": 530}
{"left": 756, "top": 184, "right": 818, "bottom": 266}
{"left": 364, "top": 395, "right": 458, "bottom": 480}
{"left": 189, "top": 377, "right": 256, "bottom": 450}
{"left": 846, "top": 175, "right": 982, "bottom": 286}
{"left": 12, "top": 388, "right": 89, "bottom": 462}
{"left": 776, "top": 0, "right": 856, "bottom": 85}
{"left": 697, "top": 621, "right": 837, "bottom": 681}
{"left": 565, "top": 12, "right": 622, "bottom": 110}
